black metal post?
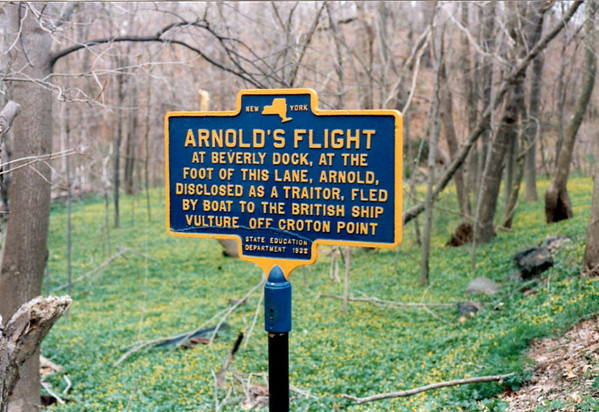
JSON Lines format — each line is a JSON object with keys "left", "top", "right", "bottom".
{"left": 264, "top": 265, "right": 291, "bottom": 412}
{"left": 268, "top": 332, "right": 289, "bottom": 411}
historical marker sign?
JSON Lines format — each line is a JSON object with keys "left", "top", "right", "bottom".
{"left": 165, "top": 88, "right": 402, "bottom": 276}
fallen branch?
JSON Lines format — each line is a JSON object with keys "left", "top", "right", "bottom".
{"left": 154, "top": 324, "right": 229, "bottom": 348}
{"left": 114, "top": 323, "right": 224, "bottom": 366}
{"left": 318, "top": 293, "right": 452, "bottom": 323}
{"left": 207, "top": 277, "right": 265, "bottom": 345}
{"left": 216, "top": 332, "right": 244, "bottom": 388}
{"left": 53, "top": 247, "right": 128, "bottom": 292}
{"left": 317, "top": 293, "right": 454, "bottom": 308}
{"left": 41, "top": 380, "right": 65, "bottom": 405}
{"left": 212, "top": 369, "right": 234, "bottom": 411}
{"left": 0, "top": 296, "right": 72, "bottom": 411}
{"left": 341, "top": 373, "right": 515, "bottom": 404}
{"left": 243, "top": 288, "right": 263, "bottom": 350}
{"left": 114, "top": 277, "right": 265, "bottom": 366}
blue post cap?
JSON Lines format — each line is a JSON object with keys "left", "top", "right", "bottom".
{"left": 264, "top": 265, "right": 292, "bottom": 333}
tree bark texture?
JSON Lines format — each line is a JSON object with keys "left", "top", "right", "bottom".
{"left": 420, "top": 16, "right": 442, "bottom": 286}
{"left": 124, "top": 81, "right": 138, "bottom": 196}
{"left": 474, "top": 82, "right": 523, "bottom": 244}
{"left": 473, "top": 2, "right": 531, "bottom": 242}
{"left": 524, "top": 3, "right": 546, "bottom": 202}
{"left": 0, "top": 4, "right": 53, "bottom": 411}
{"left": 440, "top": 61, "right": 471, "bottom": 220}
{"left": 477, "top": 2, "right": 496, "bottom": 193}
{"left": 0, "top": 296, "right": 71, "bottom": 412}
{"left": 460, "top": 2, "right": 477, "bottom": 136}
{"left": 461, "top": 2, "right": 480, "bottom": 205}
{"left": 503, "top": 149, "right": 526, "bottom": 229}
{"left": 113, "top": 67, "right": 126, "bottom": 228}
{"left": 503, "top": 84, "right": 528, "bottom": 228}
{"left": 584, "top": 161, "right": 599, "bottom": 275}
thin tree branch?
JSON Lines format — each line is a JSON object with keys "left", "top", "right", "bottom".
{"left": 52, "top": 247, "right": 128, "bottom": 292}
{"left": 114, "top": 277, "right": 265, "bottom": 366}
{"left": 51, "top": 2, "right": 77, "bottom": 30}
{"left": 288, "top": 2, "right": 326, "bottom": 86}
{"left": 207, "top": 277, "right": 265, "bottom": 345}
{"left": 341, "top": 373, "right": 515, "bottom": 404}
{"left": 49, "top": 21, "right": 266, "bottom": 88}
{"left": 317, "top": 293, "right": 454, "bottom": 308}
{"left": 0, "top": 149, "right": 78, "bottom": 176}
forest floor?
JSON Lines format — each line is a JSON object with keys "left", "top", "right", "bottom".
{"left": 42, "top": 177, "right": 599, "bottom": 411}
{"left": 501, "top": 313, "right": 599, "bottom": 411}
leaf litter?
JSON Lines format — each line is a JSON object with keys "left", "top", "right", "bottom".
{"left": 502, "top": 314, "right": 599, "bottom": 411}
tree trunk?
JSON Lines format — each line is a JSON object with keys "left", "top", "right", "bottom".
{"left": 124, "top": 81, "right": 138, "bottom": 196}
{"left": 524, "top": 4, "right": 546, "bottom": 202}
{"left": 545, "top": 0, "right": 598, "bottom": 223}
{"left": 584, "top": 142, "right": 599, "bottom": 275}
{"left": 113, "top": 68, "right": 126, "bottom": 228}
{"left": 0, "top": 4, "right": 53, "bottom": 411}
{"left": 504, "top": 120, "right": 518, "bottom": 205}
{"left": 143, "top": 76, "right": 153, "bottom": 222}
{"left": 461, "top": 2, "right": 477, "bottom": 136}
{"left": 503, "top": 144, "right": 526, "bottom": 229}
{"left": 64, "top": 57, "right": 73, "bottom": 298}
{"left": 461, "top": 3, "right": 480, "bottom": 204}
{"left": 474, "top": 82, "right": 523, "bottom": 244}
{"left": 477, "top": 1, "right": 496, "bottom": 194}
{"left": 503, "top": 2, "right": 547, "bottom": 226}
{"left": 440, "top": 61, "right": 471, "bottom": 220}
{"left": 555, "top": 2, "right": 571, "bottom": 169}
{"left": 420, "top": 15, "right": 442, "bottom": 286}
{"left": 355, "top": 2, "right": 375, "bottom": 110}
{"left": 502, "top": 84, "right": 528, "bottom": 229}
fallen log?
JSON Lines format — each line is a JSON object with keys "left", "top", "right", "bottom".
{"left": 341, "top": 373, "right": 515, "bottom": 404}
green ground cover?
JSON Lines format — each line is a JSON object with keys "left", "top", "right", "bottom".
{"left": 43, "top": 177, "right": 598, "bottom": 411}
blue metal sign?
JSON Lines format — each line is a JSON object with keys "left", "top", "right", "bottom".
{"left": 165, "top": 89, "right": 402, "bottom": 277}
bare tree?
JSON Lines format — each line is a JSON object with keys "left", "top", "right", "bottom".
{"left": 545, "top": 0, "right": 598, "bottom": 223}
{"left": 474, "top": 1, "right": 553, "bottom": 243}
{"left": 459, "top": 3, "right": 481, "bottom": 203}
{"left": 402, "top": 0, "right": 583, "bottom": 227}
{"left": 523, "top": 3, "right": 546, "bottom": 202}
{"left": 420, "top": 4, "right": 441, "bottom": 286}
{"left": 476, "top": 1, "right": 497, "bottom": 194}
{"left": 123, "top": 80, "right": 139, "bottom": 196}
{"left": 113, "top": 59, "right": 126, "bottom": 229}
{"left": 474, "top": 81, "right": 524, "bottom": 244}
{"left": 439, "top": 46, "right": 471, "bottom": 220}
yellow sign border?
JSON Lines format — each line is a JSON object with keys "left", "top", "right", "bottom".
{"left": 165, "top": 88, "right": 402, "bottom": 278}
